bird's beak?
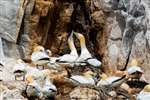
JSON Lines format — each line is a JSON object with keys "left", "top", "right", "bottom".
{"left": 73, "top": 32, "right": 85, "bottom": 45}
{"left": 73, "top": 31, "right": 79, "bottom": 38}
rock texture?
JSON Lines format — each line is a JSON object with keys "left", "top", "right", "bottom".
{"left": 0, "top": 0, "right": 149, "bottom": 79}
{"left": 0, "top": 0, "right": 150, "bottom": 99}
{"left": 105, "top": 0, "right": 150, "bottom": 81}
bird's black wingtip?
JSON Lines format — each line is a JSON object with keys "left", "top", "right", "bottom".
{"left": 0, "top": 63, "right": 4, "bottom": 66}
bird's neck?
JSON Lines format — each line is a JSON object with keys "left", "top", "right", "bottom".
{"left": 79, "top": 35, "right": 86, "bottom": 49}
{"left": 79, "top": 36, "right": 92, "bottom": 56}
{"left": 68, "top": 38, "right": 78, "bottom": 56}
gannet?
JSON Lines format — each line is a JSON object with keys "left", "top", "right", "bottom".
{"left": 137, "top": 84, "right": 150, "bottom": 100}
{"left": 68, "top": 70, "right": 96, "bottom": 85}
{"left": 42, "top": 77, "right": 57, "bottom": 98}
{"left": 31, "top": 45, "right": 50, "bottom": 69}
{"left": 97, "top": 73, "right": 127, "bottom": 88}
{"left": 73, "top": 32, "right": 102, "bottom": 67}
{"left": 56, "top": 31, "right": 78, "bottom": 63}
{"left": 13, "top": 59, "right": 27, "bottom": 81}
{"left": 26, "top": 80, "right": 42, "bottom": 99}
{"left": 25, "top": 70, "right": 57, "bottom": 99}
{"left": 127, "top": 59, "right": 144, "bottom": 80}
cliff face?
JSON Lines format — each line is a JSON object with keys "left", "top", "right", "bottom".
{"left": 0, "top": 0, "right": 150, "bottom": 99}
{"left": 105, "top": 0, "right": 150, "bottom": 81}
{"left": 17, "top": 0, "right": 109, "bottom": 69}
{"left": 0, "top": 0, "right": 150, "bottom": 79}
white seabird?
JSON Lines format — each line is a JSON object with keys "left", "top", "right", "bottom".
{"left": 13, "top": 59, "right": 27, "bottom": 81}
{"left": 97, "top": 73, "right": 127, "bottom": 88}
{"left": 137, "top": 84, "right": 150, "bottom": 100}
{"left": 68, "top": 70, "right": 96, "bottom": 85}
{"left": 56, "top": 31, "right": 78, "bottom": 63}
{"left": 25, "top": 69, "right": 57, "bottom": 99}
{"left": 31, "top": 45, "right": 50, "bottom": 69}
{"left": 26, "top": 80, "right": 42, "bottom": 99}
{"left": 127, "top": 59, "right": 144, "bottom": 80}
{"left": 42, "top": 77, "right": 57, "bottom": 98}
{"left": 73, "top": 32, "right": 102, "bottom": 67}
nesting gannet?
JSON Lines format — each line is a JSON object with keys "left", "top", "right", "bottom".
{"left": 13, "top": 59, "right": 27, "bottom": 81}
{"left": 97, "top": 73, "right": 127, "bottom": 88}
{"left": 56, "top": 31, "right": 78, "bottom": 63}
{"left": 25, "top": 70, "right": 57, "bottom": 99}
{"left": 68, "top": 70, "right": 96, "bottom": 85}
{"left": 42, "top": 77, "right": 57, "bottom": 98}
{"left": 31, "top": 45, "right": 50, "bottom": 69}
{"left": 127, "top": 59, "right": 144, "bottom": 80}
{"left": 26, "top": 80, "right": 42, "bottom": 99}
{"left": 73, "top": 32, "right": 102, "bottom": 67}
{"left": 137, "top": 84, "right": 150, "bottom": 100}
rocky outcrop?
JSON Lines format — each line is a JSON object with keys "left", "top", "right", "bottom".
{"left": 16, "top": 0, "right": 108, "bottom": 71}
{"left": 105, "top": 0, "right": 150, "bottom": 81}
{"left": 0, "top": 0, "right": 149, "bottom": 79}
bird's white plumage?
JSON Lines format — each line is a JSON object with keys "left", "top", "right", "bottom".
{"left": 56, "top": 31, "right": 78, "bottom": 63}
{"left": 31, "top": 51, "right": 50, "bottom": 62}
{"left": 97, "top": 76, "right": 122, "bottom": 86}
{"left": 31, "top": 51, "right": 50, "bottom": 67}
{"left": 26, "top": 72, "right": 57, "bottom": 98}
{"left": 73, "top": 32, "right": 102, "bottom": 68}
{"left": 73, "top": 32, "right": 92, "bottom": 62}
{"left": 58, "top": 54, "right": 78, "bottom": 63}
{"left": 70, "top": 75, "right": 95, "bottom": 85}
{"left": 97, "top": 79, "right": 110, "bottom": 86}
{"left": 76, "top": 49, "right": 92, "bottom": 62}
{"left": 49, "top": 57, "right": 59, "bottom": 63}
{"left": 127, "top": 66, "right": 143, "bottom": 74}
{"left": 26, "top": 81, "right": 42, "bottom": 98}
{"left": 44, "top": 78, "right": 57, "bottom": 91}
{"left": 87, "top": 58, "right": 102, "bottom": 67}
{"left": 13, "top": 63, "right": 26, "bottom": 73}
{"left": 137, "top": 91, "right": 150, "bottom": 100}
{"left": 42, "top": 78, "right": 57, "bottom": 98}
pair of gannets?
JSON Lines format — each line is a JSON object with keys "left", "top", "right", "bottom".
{"left": 137, "top": 84, "right": 150, "bottom": 100}
{"left": 73, "top": 31, "right": 102, "bottom": 67}
{"left": 56, "top": 31, "right": 101, "bottom": 67}
{"left": 25, "top": 69, "right": 57, "bottom": 99}
{"left": 56, "top": 31, "right": 78, "bottom": 63}
{"left": 97, "top": 73, "right": 128, "bottom": 88}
